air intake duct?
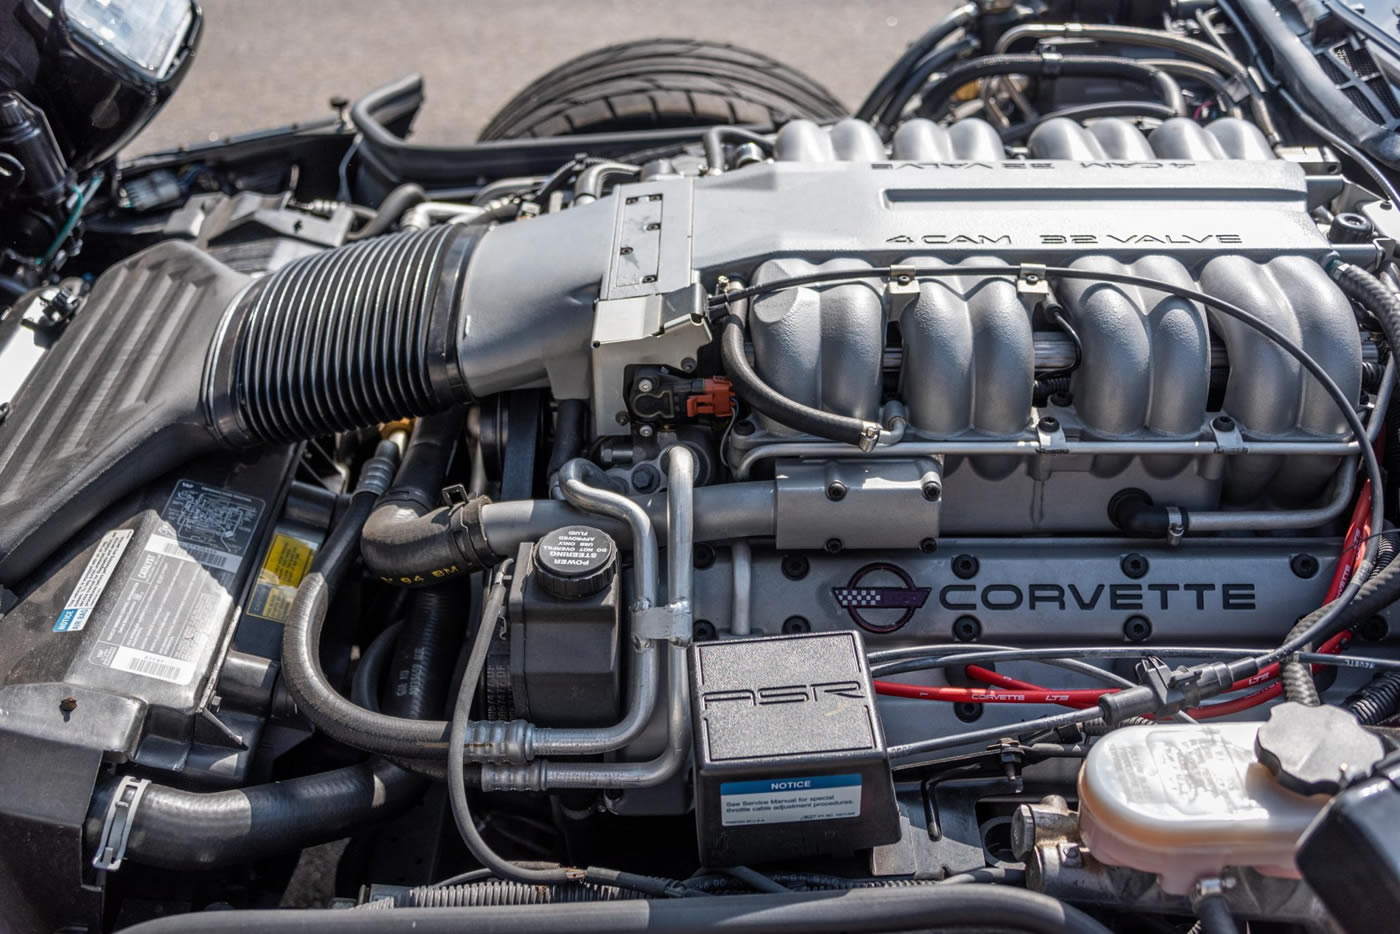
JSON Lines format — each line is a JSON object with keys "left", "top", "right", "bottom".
{"left": 207, "top": 224, "right": 477, "bottom": 446}
{"left": 0, "top": 226, "right": 483, "bottom": 585}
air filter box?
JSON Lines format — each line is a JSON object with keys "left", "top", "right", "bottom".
{"left": 689, "top": 630, "right": 899, "bottom": 865}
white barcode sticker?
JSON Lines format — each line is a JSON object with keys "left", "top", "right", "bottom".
{"left": 54, "top": 530, "right": 133, "bottom": 633}
{"left": 109, "top": 646, "right": 195, "bottom": 685}
{"left": 143, "top": 533, "right": 244, "bottom": 574}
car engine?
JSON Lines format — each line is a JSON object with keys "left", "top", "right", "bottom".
{"left": 3, "top": 1, "right": 1400, "bottom": 932}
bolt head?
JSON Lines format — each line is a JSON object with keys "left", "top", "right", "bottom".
{"left": 636, "top": 378, "right": 655, "bottom": 393}
{"left": 637, "top": 424, "right": 655, "bottom": 438}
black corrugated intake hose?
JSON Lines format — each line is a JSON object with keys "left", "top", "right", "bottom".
{"left": 361, "top": 880, "right": 646, "bottom": 908}
{"left": 208, "top": 225, "right": 479, "bottom": 447}
{"left": 884, "top": 53, "right": 1183, "bottom": 130}
{"left": 719, "top": 314, "right": 882, "bottom": 452}
{"left": 1345, "top": 670, "right": 1400, "bottom": 724}
{"left": 116, "top": 885, "right": 1115, "bottom": 934}
{"left": 345, "top": 182, "right": 426, "bottom": 241}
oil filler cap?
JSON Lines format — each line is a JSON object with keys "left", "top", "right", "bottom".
{"left": 532, "top": 526, "right": 616, "bottom": 600}
{"left": 1255, "top": 702, "right": 1386, "bottom": 796}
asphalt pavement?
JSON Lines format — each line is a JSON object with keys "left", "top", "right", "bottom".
{"left": 129, "top": 0, "right": 962, "bottom": 155}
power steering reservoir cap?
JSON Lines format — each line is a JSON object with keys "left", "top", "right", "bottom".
{"left": 533, "top": 525, "right": 617, "bottom": 600}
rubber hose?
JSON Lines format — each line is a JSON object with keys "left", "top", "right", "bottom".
{"left": 876, "top": 37, "right": 981, "bottom": 129}
{"left": 346, "top": 182, "right": 426, "bottom": 241}
{"left": 1033, "top": 375, "right": 1072, "bottom": 405}
{"left": 887, "top": 53, "right": 1183, "bottom": 129}
{"left": 1333, "top": 264, "right": 1400, "bottom": 364}
{"left": 1362, "top": 360, "right": 1386, "bottom": 394}
{"left": 855, "top": 2, "right": 976, "bottom": 122}
{"left": 360, "top": 409, "right": 499, "bottom": 587}
{"left": 84, "top": 757, "right": 422, "bottom": 870}
{"left": 115, "top": 884, "right": 1115, "bottom": 934}
{"left": 1195, "top": 893, "right": 1241, "bottom": 934}
{"left": 352, "top": 620, "right": 404, "bottom": 713}
{"left": 703, "top": 127, "right": 774, "bottom": 175}
{"left": 282, "top": 493, "right": 456, "bottom": 758}
{"left": 547, "top": 399, "right": 589, "bottom": 477}
{"left": 1345, "top": 670, "right": 1400, "bottom": 724}
{"left": 387, "top": 585, "right": 463, "bottom": 720}
{"left": 720, "top": 316, "right": 880, "bottom": 450}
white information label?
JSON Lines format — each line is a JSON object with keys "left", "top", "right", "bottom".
{"left": 54, "top": 529, "right": 133, "bottom": 633}
{"left": 109, "top": 646, "right": 197, "bottom": 686}
{"left": 720, "top": 774, "right": 862, "bottom": 827}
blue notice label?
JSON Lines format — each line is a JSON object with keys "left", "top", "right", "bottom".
{"left": 719, "top": 773, "right": 862, "bottom": 827}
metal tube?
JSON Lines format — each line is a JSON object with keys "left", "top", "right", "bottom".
{"left": 733, "top": 438, "right": 1364, "bottom": 480}
{"left": 1173, "top": 461, "right": 1355, "bottom": 532}
{"left": 478, "top": 482, "right": 777, "bottom": 553}
{"left": 731, "top": 541, "right": 753, "bottom": 636}
{"left": 557, "top": 458, "right": 659, "bottom": 607}
{"left": 480, "top": 448, "right": 697, "bottom": 792}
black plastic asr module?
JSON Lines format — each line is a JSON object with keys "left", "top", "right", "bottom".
{"left": 689, "top": 630, "right": 900, "bottom": 865}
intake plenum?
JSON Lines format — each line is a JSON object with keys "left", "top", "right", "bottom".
{"left": 207, "top": 224, "right": 479, "bottom": 446}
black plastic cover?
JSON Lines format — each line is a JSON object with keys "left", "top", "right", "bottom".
{"left": 0, "top": 241, "right": 244, "bottom": 587}
{"left": 1297, "top": 751, "right": 1400, "bottom": 934}
{"left": 689, "top": 631, "right": 900, "bottom": 866}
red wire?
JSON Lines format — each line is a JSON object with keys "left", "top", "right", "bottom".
{"left": 876, "top": 479, "right": 1372, "bottom": 713}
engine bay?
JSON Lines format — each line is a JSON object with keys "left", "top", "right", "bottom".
{"left": 4, "top": 1, "right": 1400, "bottom": 931}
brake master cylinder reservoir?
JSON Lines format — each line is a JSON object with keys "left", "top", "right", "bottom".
{"left": 1076, "top": 723, "right": 1328, "bottom": 893}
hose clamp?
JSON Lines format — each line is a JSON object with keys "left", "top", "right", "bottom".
{"left": 634, "top": 603, "right": 692, "bottom": 646}
{"left": 1039, "top": 49, "right": 1064, "bottom": 77}
{"left": 1164, "top": 507, "right": 1186, "bottom": 547}
{"left": 92, "top": 776, "right": 151, "bottom": 872}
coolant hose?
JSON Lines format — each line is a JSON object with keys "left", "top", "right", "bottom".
{"left": 282, "top": 446, "right": 458, "bottom": 758}
{"left": 1194, "top": 893, "right": 1241, "bottom": 934}
{"left": 360, "top": 409, "right": 498, "bottom": 586}
{"left": 345, "top": 182, "right": 427, "bottom": 241}
{"left": 719, "top": 314, "right": 881, "bottom": 451}
{"left": 884, "top": 53, "right": 1183, "bottom": 129}
{"left": 387, "top": 586, "right": 464, "bottom": 720}
{"left": 84, "top": 757, "right": 421, "bottom": 870}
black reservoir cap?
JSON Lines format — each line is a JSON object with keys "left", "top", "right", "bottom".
{"left": 532, "top": 526, "right": 616, "bottom": 600}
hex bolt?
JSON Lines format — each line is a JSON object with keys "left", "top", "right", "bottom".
{"left": 681, "top": 357, "right": 697, "bottom": 373}
{"left": 732, "top": 418, "right": 755, "bottom": 436}
{"left": 952, "top": 554, "right": 980, "bottom": 579}
{"left": 920, "top": 538, "right": 938, "bottom": 554}
{"left": 1290, "top": 554, "right": 1319, "bottom": 579}
{"left": 826, "top": 480, "right": 848, "bottom": 501}
{"left": 782, "top": 616, "right": 811, "bottom": 635}
{"left": 1037, "top": 416, "right": 1059, "bottom": 433}
{"left": 952, "top": 615, "right": 982, "bottom": 642}
{"left": 1123, "top": 615, "right": 1153, "bottom": 643}
{"left": 824, "top": 538, "right": 844, "bottom": 554}
{"left": 693, "top": 620, "right": 718, "bottom": 642}
{"left": 636, "top": 377, "right": 656, "bottom": 393}
{"left": 1212, "top": 414, "right": 1236, "bottom": 432}
{"left": 1120, "top": 553, "right": 1149, "bottom": 579}
{"left": 631, "top": 464, "right": 660, "bottom": 493}
{"left": 781, "top": 554, "right": 810, "bottom": 580}
{"left": 614, "top": 411, "right": 629, "bottom": 426}
{"left": 637, "top": 424, "right": 655, "bottom": 439}
{"left": 921, "top": 480, "right": 942, "bottom": 502}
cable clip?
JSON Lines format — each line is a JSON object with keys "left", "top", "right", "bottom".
{"left": 887, "top": 264, "right": 921, "bottom": 316}
{"left": 1017, "top": 264, "right": 1050, "bottom": 297}
{"left": 92, "top": 776, "right": 151, "bottom": 872}
{"left": 1039, "top": 49, "right": 1064, "bottom": 77}
{"left": 1164, "top": 506, "right": 1185, "bottom": 547}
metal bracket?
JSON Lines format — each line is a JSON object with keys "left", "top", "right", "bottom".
{"left": 92, "top": 776, "right": 151, "bottom": 872}
{"left": 1035, "top": 418, "right": 1069, "bottom": 454}
{"left": 633, "top": 603, "right": 692, "bottom": 646}
{"left": 1017, "top": 264, "right": 1050, "bottom": 297}
{"left": 887, "top": 264, "right": 920, "bottom": 317}
{"left": 1164, "top": 506, "right": 1186, "bottom": 547}
{"left": 1209, "top": 419, "right": 1247, "bottom": 455}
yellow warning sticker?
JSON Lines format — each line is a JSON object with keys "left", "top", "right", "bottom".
{"left": 246, "top": 533, "right": 318, "bottom": 622}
